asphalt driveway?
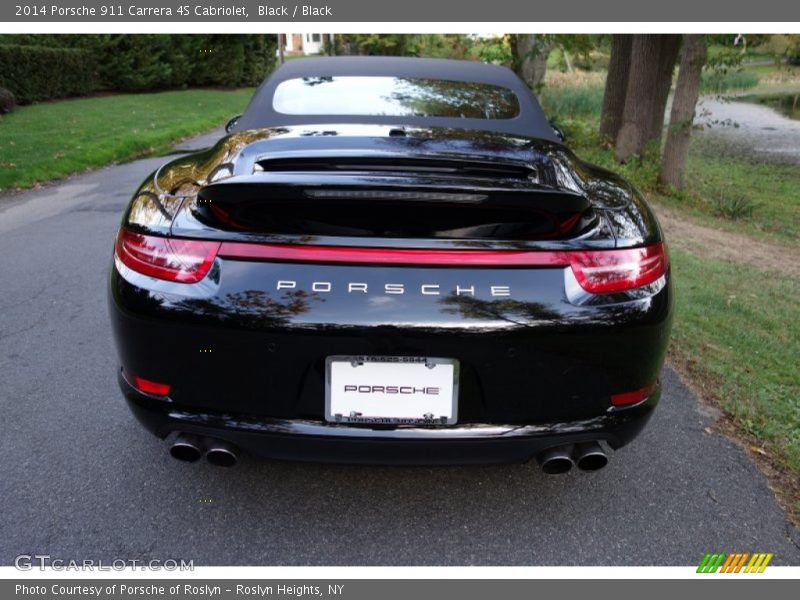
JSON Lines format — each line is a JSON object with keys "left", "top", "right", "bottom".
{"left": 1, "top": 130, "right": 798, "bottom": 566}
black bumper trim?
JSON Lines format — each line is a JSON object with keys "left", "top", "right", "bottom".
{"left": 120, "top": 370, "right": 658, "bottom": 465}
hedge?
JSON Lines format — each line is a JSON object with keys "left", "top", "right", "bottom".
{"left": 0, "top": 35, "right": 277, "bottom": 104}
{"left": 0, "top": 44, "right": 99, "bottom": 104}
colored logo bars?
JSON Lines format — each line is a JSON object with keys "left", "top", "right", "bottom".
{"left": 697, "top": 552, "right": 773, "bottom": 573}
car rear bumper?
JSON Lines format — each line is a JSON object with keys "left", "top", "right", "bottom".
{"left": 120, "top": 369, "right": 660, "bottom": 465}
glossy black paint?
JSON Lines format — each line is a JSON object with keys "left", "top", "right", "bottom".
{"left": 110, "top": 248, "right": 672, "bottom": 463}
{"left": 128, "top": 123, "right": 645, "bottom": 250}
{"left": 110, "top": 62, "right": 673, "bottom": 464}
{"left": 119, "top": 370, "right": 660, "bottom": 465}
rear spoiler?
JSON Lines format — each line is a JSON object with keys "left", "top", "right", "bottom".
{"left": 195, "top": 169, "right": 591, "bottom": 241}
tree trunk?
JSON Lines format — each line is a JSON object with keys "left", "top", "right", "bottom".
{"left": 510, "top": 34, "right": 550, "bottom": 89}
{"left": 615, "top": 35, "right": 663, "bottom": 162}
{"left": 599, "top": 34, "right": 633, "bottom": 141}
{"left": 659, "top": 35, "right": 707, "bottom": 189}
{"left": 646, "top": 34, "right": 682, "bottom": 147}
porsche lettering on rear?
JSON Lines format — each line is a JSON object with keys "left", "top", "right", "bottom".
{"left": 275, "top": 280, "right": 512, "bottom": 297}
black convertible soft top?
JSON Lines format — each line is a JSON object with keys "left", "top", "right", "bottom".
{"left": 233, "top": 56, "right": 559, "bottom": 142}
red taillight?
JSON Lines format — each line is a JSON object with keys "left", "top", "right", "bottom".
{"left": 218, "top": 242, "right": 568, "bottom": 267}
{"left": 611, "top": 382, "right": 658, "bottom": 407}
{"left": 115, "top": 228, "right": 220, "bottom": 283}
{"left": 569, "top": 243, "right": 669, "bottom": 294}
{"left": 570, "top": 242, "right": 669, "bottom": 294}
{"left": 217, "top": 241, "right": 668, "bottom": 294}
{"left": 132, "top": 376, "right": 171, "bottom": 396}
{"left": 115, "top": 229, "right": 666, "bottom": 294}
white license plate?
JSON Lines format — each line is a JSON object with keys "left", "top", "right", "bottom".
{"left": 325, "top": 356, "right": 459, "bottom": 425}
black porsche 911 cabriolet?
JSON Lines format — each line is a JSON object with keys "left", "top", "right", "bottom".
{"left": 109, "top": 57, "right": 672, "bottom": 471}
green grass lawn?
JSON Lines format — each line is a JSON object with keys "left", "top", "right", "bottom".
{"left": 670, "top": 249, "right": 800, "bottom": 513}
{"left": 0, "top": 88, "right": 254, "bottom": 192}
{"left": 575, "top": 141, "right": 800, "bottom": 245}
{"left": 681, "top": 152, "right": 800, "bottom": 241}
{"left": 542, "top": 84, "right": 800, "bottom": 517}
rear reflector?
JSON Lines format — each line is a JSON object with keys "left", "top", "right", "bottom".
{"left": 611, "top": 382, "right": 658, "bottom": 407}
{"left": 115, "top": 228, "right": 220, "bottom": 283}
{"left": 132, "top": 376, "right": 171, "bottom": 396}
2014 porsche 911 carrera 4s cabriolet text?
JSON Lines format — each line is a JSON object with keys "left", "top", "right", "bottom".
{"left": 109, "top": 57, "right": 673, "bottom": 472}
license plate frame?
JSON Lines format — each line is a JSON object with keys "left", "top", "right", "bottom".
{"left": 324, "top": 355, "right": 459, "bottom": 426}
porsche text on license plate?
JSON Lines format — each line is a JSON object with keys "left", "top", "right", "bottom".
{"left": 325, "top": 356, "right": 459, "bottom": 425}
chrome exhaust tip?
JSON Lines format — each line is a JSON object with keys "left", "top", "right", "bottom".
{"left": 206, "top": 439, "right": 239, "bottom": 467}
{"left": 574, "top": 441, "right": 608, "bottom": 471}
{"left": 536, "top": 445, "right": 575, "bottom": 474}
{"left": 169, "top": 433, "right": 204, "bottom": 463}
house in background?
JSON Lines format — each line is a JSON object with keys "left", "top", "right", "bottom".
{"left": 282, "top": 33, "right": 334, "bottom": 56}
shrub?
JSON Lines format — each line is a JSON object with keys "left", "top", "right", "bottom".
{"left": 0, "top": 87, "right": 15, "bottom": 113}
{"left": 240, "top": 35, "right": 278, "bottom": 86}
{"left": 95, "top": 35, "right": 275, "bottom": 91}
{"left": 701, "top": 70, "right": 760, "bottom": 94}
{"left": 468, "top": 36, "right": 513, "bottom": 65}
{"left": 191, "top": 35, "right": 276, "bottom": 87}
{"left": 99, "top": 35, "right": 177, "bottom": 91}
{"left": 0, "top": 35, "right": 277, "bottom": 104}
{"left": 335, "top": 34, "right": 411, "bottom": 56}
{"left": 192, "top": 35, "right": 246, "bottom": 87}
{"left": 711, "top": 191, "right": 758, "bottom": 220}
{"left": 0, "top": 44, "right": 99, "bottom": 103}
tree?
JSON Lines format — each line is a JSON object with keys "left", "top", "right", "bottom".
{"left": 614, "top": 35, "right": 664, "bottom": 162}
{"left": 409, "top": 34, "right": 472, "bottom": 59}
{"left": 335, "top": 34, "right": 412, "bottom": 56}
{"left": 785, "top": 34, "right": 800, "bottom": 63}
{"left": 551, "top": 34, "right": 597, "bottom": 72}
{"left": 646, "top": 34, "right": 682, "bottom": 146}
{"left": 469, "top": 35, "right": 513, "bottom": 65}
{"left": 509, "top": 34, "right": 551, "bottom": 90}
{"left": 659, "top": 35, "right": 708, "bottom": 189}
{"left": 599, "top": 34, "right": 633, "bottom": 141}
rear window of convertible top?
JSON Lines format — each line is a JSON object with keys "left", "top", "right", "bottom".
{"left": 272, "top": 76, "right": 521, "bottom": 120}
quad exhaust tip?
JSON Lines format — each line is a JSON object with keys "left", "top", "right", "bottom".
{"left": 573, "top": 441, "right": 609, "bottom": 471}
{"left": 537, "top": 441, "right": 609, "bottom": 474}
{"left": 205, "top": 439, "right": 239, "bottom": 467}
{"left": 169, "top": 433, "right": 205, "bottom": 463}
{"left": 537, "top": 445, "right": 575, "bottom": 474}
{"left": 170, "top": 433, "right": 605, "bottom": 473}
{"left": 168, "top": 433, "right": 239, "bottom": 467}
